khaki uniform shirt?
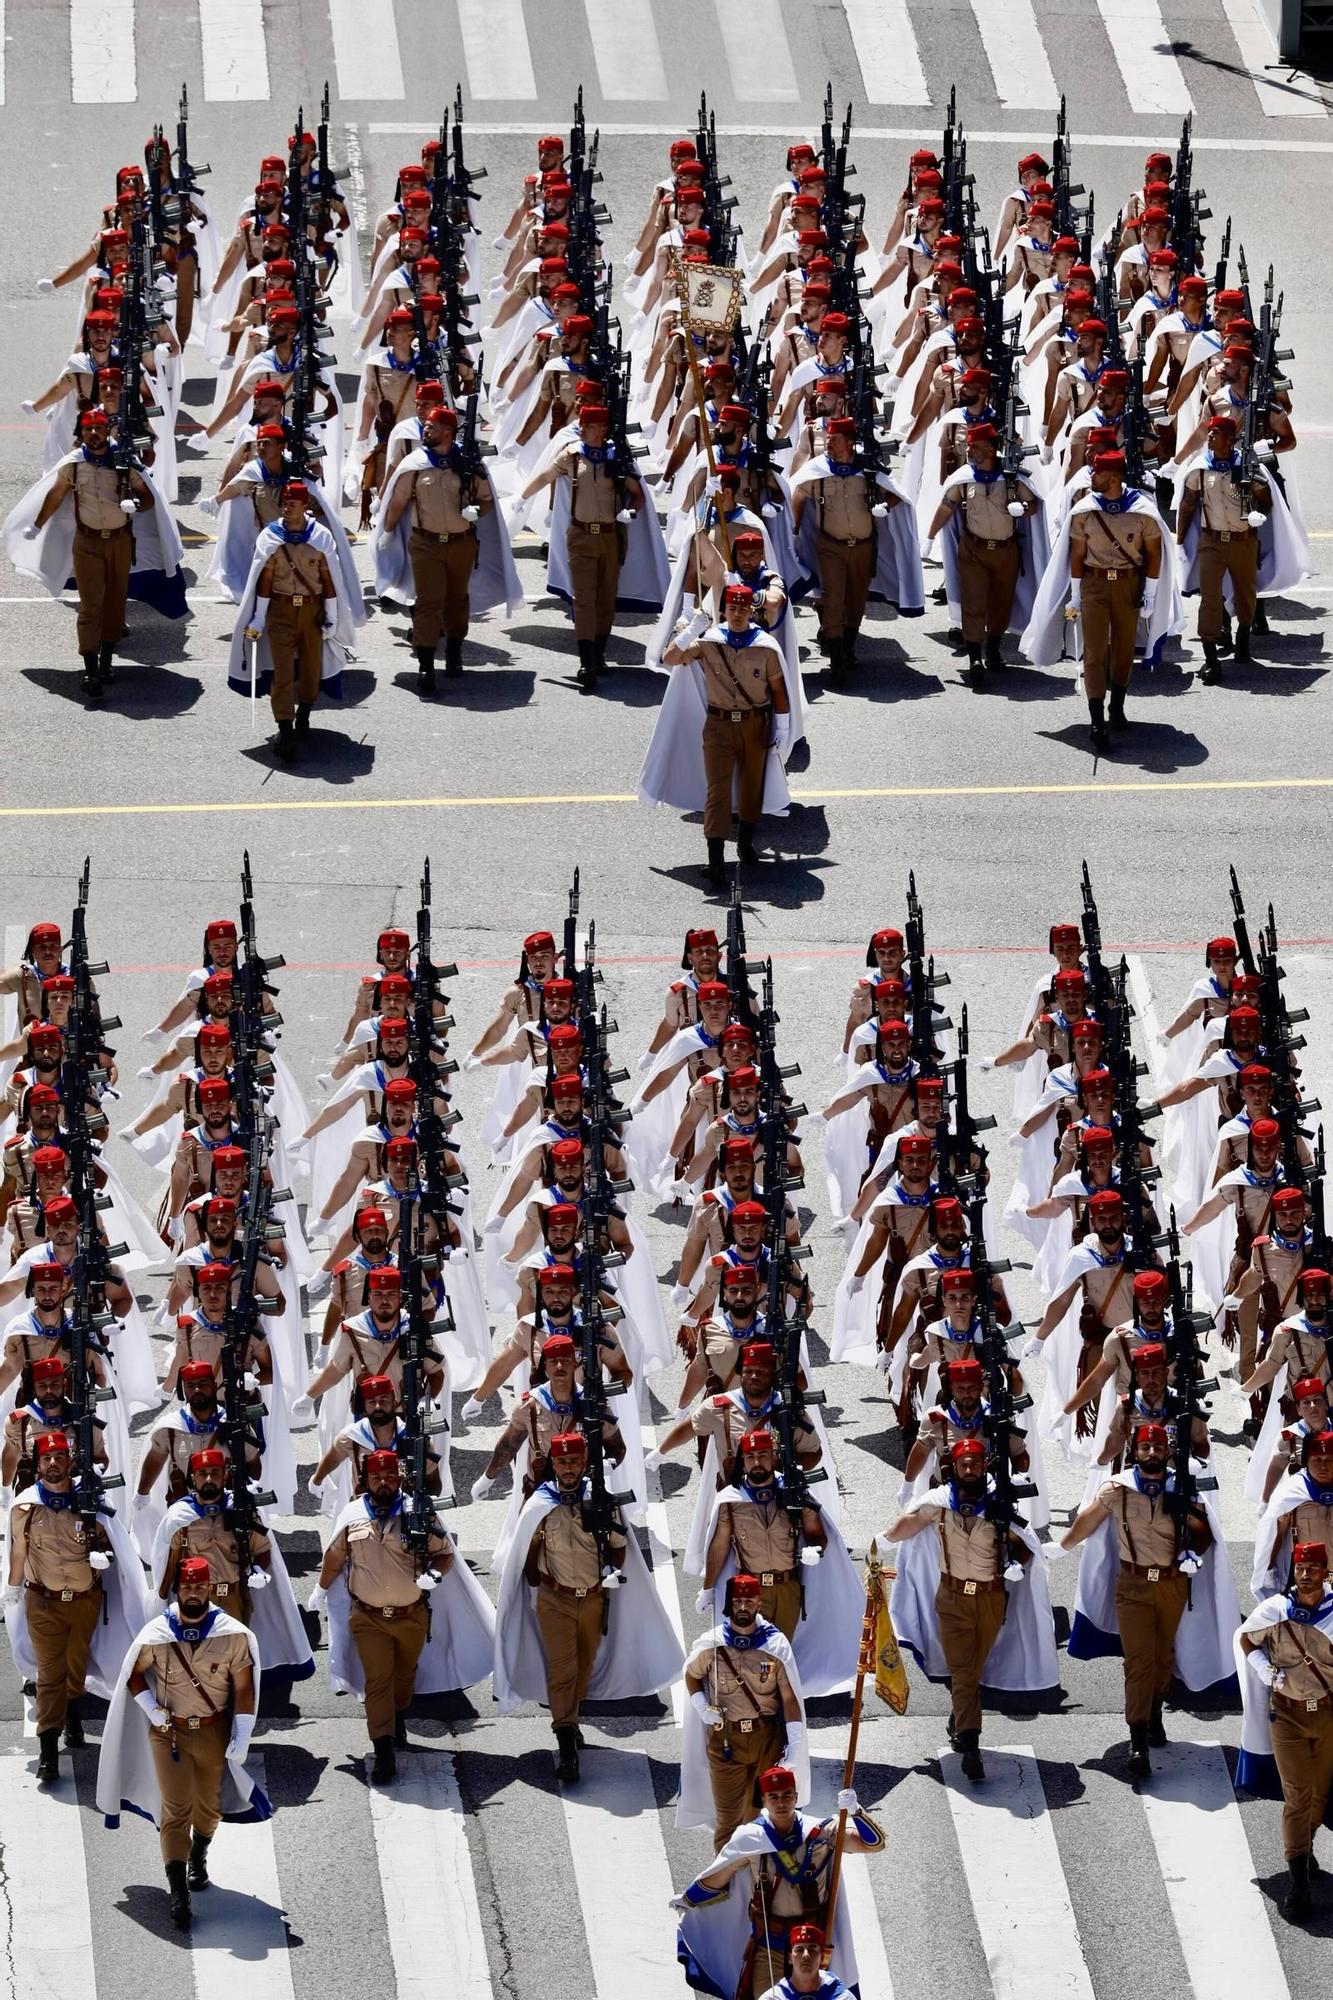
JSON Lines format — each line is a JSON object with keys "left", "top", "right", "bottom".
{"left": 719, "top": 1497, "right": 798, "bottom": 1577}
{"left": 168, "top": 1511, "right": 272, "bottom": 1591}
{"left": 154, "top": 1417, "right": 230, "bottom": 1485}
{"left": 137, "top": 1631, "right": 250, "bottom": 1720}
{"left": 815, "top": 474, "right": 873, "bottom": 542}
{"left": 265, "top": 537, "right": 328, "bottom": 599}
{"left": 695, "top": 637, "right": 779, "bottom": 713}
{"left": 1290, "top": 1497, "right": 1333, "bottom": 1551}
{"left": 339, "top": 1508, "right": 435, "bottom": 1609}
{"left": 1267, "top": 1316, "right": 1332, "bottom": 1388}
{"left": 706, "top": 1641, "right": 790, "bottom": 1720}
{"left": 533, "top": 1500, "right": 623, "bottom": 1590}
{"left": 1096, "top": 1478, "right": 1179, "bottom": 1566}
{"left": 331, "top": 1319, "right": 404, "bottom": 1388}
{"left": 65, "top": 458, "right": 127, "bottom": 532}
{"left": 16, "top": 1498, "right": 98, "bottom": 1592}
{"left": 1185, "top": 462, "right": 1251, "bottom": 533}
{"left": 412, "top": 463, "right": 470, "bottom": 535}
{"left": 1070, "top": 507, "right": 1160, "bottom": 570}
{"left": 565, "top": 452, "right": 617, "bottom": 524}
{"left": 948, "top": 474, "right": 1017, "bottom": 542}
{"left": 1265, "top": 1615, "right": 1333, "bottom": 1704}
{"left": 937, "top": 1505, "right": 1003, "bottom": 1583}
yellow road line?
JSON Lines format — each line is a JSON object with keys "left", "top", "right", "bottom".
{"left": 3, "top": 774, "right": 1333, "bottom": 821}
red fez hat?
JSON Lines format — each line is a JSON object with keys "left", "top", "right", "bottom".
{"left": 549, "top": 1431, "right": 587, "bottom": 1460}
{"left": 178, "top": 1556, "right": 213, "bottom": 1587}
{"left": 180, "top": 1360, "right": 216, "bottom": 1387}
{"left": 367, "top": 1265, "right": 402, "bottom": 1292}
{"left": 359, "top": 1374, "right": 395, "bottom": 1398}
{"left": 189, "top": 1447, "right": 227, "bottom": 1473}
{"left": 35, "top": 1430, "right": 70, "bottom": 1456}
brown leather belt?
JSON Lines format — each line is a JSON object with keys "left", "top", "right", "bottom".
{"left": 1084, "top": 566, "right": 1135, "bottom": 581}
{"left": 963, "top": 533, "right": 1013, "bottom": 552}
{"left": 420, "top": 528, "right": 476, "bottom": 543}
{"left": 351, "top": 1594, "right": 423, "bottom": 1620}
{"left": 575, "top": 521, "right": 607, "bottom": 534}
{"left": 940, "top": 1575, "right": 1005, "bottom": 1596}
{"left": 25, "top": 1578, "right": 100, "bottom": 1602}
{"left": 1274, "top": 1689, "right": 1333, "bottom": 1717}
{"left": 1119, "top": 1560, "right": 1176, "bottom": 1581}
{"left": 539, "top": 1578, "right": 603, "bottom": 1600}
{"left": 78, "top": 525, "right": 128, "bottom": 541}
{"left": 157, "top": 1711, "right": 226, "bottom": 1733}
{"left": 757, "top": 1568, "right": 796, "bottom": 1586}
{"left": 707, "top": 705, "right": 770, "bottom": 722}
{"left": 277, "top": 593, "right": 309, "bottom": 606}
{"left": 1204, "top": 526, "right": 1252, "bottom": 543}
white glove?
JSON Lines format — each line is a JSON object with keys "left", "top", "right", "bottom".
{"left": 417, "top": 1568, "right": 441, "bottom": 1593}
{"left": 685, "top": 607, "right": 710, "bottom": 640}
{"left": 846, "top": 1274, "right": 864, "bottom": 1297}
{"left": 1006, "top": 1131, "right": 1025, "bottom": 1151}
{"left": 1254, "top": 439, "right": 1275, "bottom": 461}
{"left": 800, "top": 1544, "right": 823, "bottom": 1567}
{"left": 1248, "top": 1654, "right": 1282, "bottom": 1689}
{"left": 141, "top": 1025, "right": 169, "bottom": 1047}
{"left": 875, "top": 1350, "right": 892, "bottom": 1376}
{"left": 35, "top": 279, "right": 55, "bottom": 295}
{"left": 871, "top": 502, "right": 889, "bottom": 519}
{"left": 616, "top": 507, "right": 634, "bottom": 524}
{"left": 1021, "top": 1336, "right": 1044, "bottom": 1362}
{"left": 783, "top": 1722, "right": 805, "bottom": 1761}
{"left": 760, "top": 502, "right": 777, "bottom": 519}
{"left": 1003, "top": 1559, "right": 1025, "bottom": 1583}
{"left": 247, "top": 1566, "right": 269, "bottom": 1591}
{"left": 1222, "top": 1294, "right": 1243, "bottom": 1314}
{"left": 636, "top": 1050, "right": 654, "bottom": 1072}
{"left": 694, "top": 1587, "right": 713, "bottom": 1615}
{"left": 307, "top": 1582, "right": 327, "bottom": 1614}
{"left": 484, "top": 1215, "right": 504, "bottom": 1236}
{"left": 22, "top": 525, "right": 39, "bottom": 541}
{"left": 3, "top": 1582, "right": 20, "bottom": 1608}
{"left": 132, "top": 1491, "right": 153, "bottom": 1514}
{"left": 289, "top": 1394, "right": 316, "bottom": 1425}
{"left": 601, "top": 1566, "right": 624, "bottom": 1590}
{"left": 837, "top": 1787, "right": 860, "bottom": 1814}
{"left": 242, "top": 1371, "right": 259, "bottom": 1394}
{"left": 198, "top": 495, "right": 220, "bottom": 519}
{"left": 1068, "top": 577, "right": 1082, "bottom": 610}
{"left": 803, "top": 1111, "right": 827, "bottom": 1133}
{"left": 135, "top": 1064, "right": 158, "bottom": 1082}
{"left": 491, "top": 234, "right": 509, "bottom": 251}
{"left": 119, "top": 498, "right": 138, "bottom": 515}
{"left": 375, "top": 530, "right": 393, "bottom": 552}
{"left": 135, "top": 1691, "right": 170, "bottom": 1728}
{"left": 690, "top": 1690, "right": 723, "bottom": 1727}
{"left": 772, "top": 713, "right": 791, "bottom": 754}
{"left": 88, "top": 1549, "right": 112, "bottom": 1571}
{"left": 1041, "top": 1541, "right": 1067, "bottom": 1567}
{"left": 306, "top": 1474, "right": 324, "bottom": 1497}
{"left": 1155, "top": 1030, "right": 1171, "bottom": 1049}
{"left": 459, "top": 1396, "right": 484, "bottom": 1423}
{"left": 669, "top": 1283, "right": 692, "bottom": 1309}
{"left": 1177, "top": 1550, "right": 1202, "bottom": 1576}
{"left": 247, "top": 596, "right": 270, "bottom": 633}
{"left": 470, "top": 1472, "right": 497, "bottom": 1503}
{"left": 227, "top": 1712, "right": 256, "bottom": 1762}
{"left": 669, "top": 1894, "right": 690, "bottom": 1913}
{"left": 462, "top": 1053, "right": 484, "bottom": 1071}
{"left": 1140, "top": 579, "right": 1158, "bottom": 619}
{"left": 461, "top": 504, "right": 480, "bottom": 522}
{"left": 645, "top": 1448, "right": 665, "bottom": 1473}
{"left": 705, "top": 474, "right": 721, "bottom": 496}
{"left": 1006, "top": 499, "right": 1025, "bottom": 519}
{"left": 1247, "top": 510, "right": 1266, "bottom": 530}
{"left": 19, "top": 398, "right": 37, "bottom": 415}
{"left": 166, "top": 1216, "right": 183, "bottom": 1247}
{"left": 893, "top": 1479, "right": 910, "bottom": 1508}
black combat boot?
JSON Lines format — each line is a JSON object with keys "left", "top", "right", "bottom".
{"left": 554, "top": 1725, "right": 580, "bottom": 1783}
{"left": 594, "top": 633, "right": 610, "bottom": 675}
{"left": 1108, "top": 681, "right": 1128, "bottom": 730}
{"left": 166, "top": 1860, "right": 192, "bottom": 1930}
{"left": 1251, "top": 599, "right": 1269, "bottom": 636}
{"left": 737, "top": 823, "right": 759, "bottom": 865}
{"left": 394, "top": 1710, "right": 409, "bottom": 1749}
{"left": 826, "top": 636, "right": 845, "bottom": 683}
{"left": 841, "top": 628, "right": 859, "bottom": 675}
{"left": 1217, "top": 612, "right": 1234, "bottom": 656}
{"left": 63, "top": 1698, "right": 85, "bottom": 1749}
{"left": 1088, "top": 698, "right": 1110, "bottom": 749}
{"left": 1233, "top": 623, "right": 1252, "bottom": 664}
{"left": 97, "top": 641, "right": 117, "bottom": 684}
{"left": 294, "top": 703, "right": 313, "bottom": 740}
{"left": 958, "top": 1730, "right": 985, "bottom": 1783}
{"left": 272, "top": 718, "right": 296, "bottom": 764}
{"left": 1284, "top": 1852, "right": 1312, "bottom": 1921}
{"left": 416, "top": 645, "right": 437, "bottom": 692}
{"left": 444, "top": 634, "right": 464, "bottom": 679}
{"left": 704, "top": 839, "right": 726, "bottom": 893}
{"left": 984, "top": 635, "right": 1007, "bottom": 673}
{"left": 81, "top": 651, "right": 104, "bottom": 700}
{"left": 187, "top": 1832, "right": 212, "bottom": 1891}
{"left": 36, "top": 1730, "right": 60, "bottom": 1785}
{"left": 1199, "top": 640, "right": 1223, "bottom": 685}
{"left": 1127, "top": 1723, "right": 1152, "bottom": 1780}
{"left": 575, "top": 641, "right": 599, "bottom": 689}
{"left": 946, "top": 1711, "right": 958, "bottom": 1749}
{"left": 966, "top": 645, "right": 985, "bottom": 691}
{"left": 371, "top": 1737, "right": 397, "bottom": 1785}
{"left": 1148, "top": 1697, "right": 1167, "bottom": 1749}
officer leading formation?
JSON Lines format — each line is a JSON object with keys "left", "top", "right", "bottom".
{"left": 2, "top": 86, "right": 1310, "bottom": 828}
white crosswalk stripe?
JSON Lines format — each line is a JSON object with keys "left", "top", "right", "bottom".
{"left": 583, "top": 0, "right": 669, "bottom": 102}
{"left": 368, "top": 1750, "right": 493, "bottom": 2000}
{"left": 714, "top": 0, "right": 800, "bottom": 104}
{"left": 0, "top": 1748, "right": 99, "bottom": 2000}
{"left": 968, "top": 0, "right": 1060, "bottom": 112}
{"left": 940, "top": 1744, "right": 1097, "bottom": 2000}
{"left": 69, "top": 0, "right": 136, "bottom": 104}
{"left": 189, "top": 1756, "right": 295, "bottom": 2000}
{"left": 198, "top": 0, "right": 269, "bottom": 102}
{"left": 456, "top": 0, "right": 537, "bottom": 100}
{"left": 1094, "top": 0, "right": 1195, "bottom": 116}
{"left": 561, "top": 1743, "right": 681, "bottom": 1998}
{"left": 841, "top": 0, "right": 930, "bottom": 107}
{"left": 328, "top": 0, "right": 405, "bottom": 102}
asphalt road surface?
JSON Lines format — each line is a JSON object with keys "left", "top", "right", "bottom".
{"left": 1, "top": 4, "right": 1332, "bottom": 1999}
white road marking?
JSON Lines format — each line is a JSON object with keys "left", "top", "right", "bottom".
{"left": 456, "top": 0, "right": 537, "bottom": 100}
{"left": 561, "top": 1742, "right": 680, "bottom": 1999}
{"left": 1094, "top": 0, "right": 1195, "bottom": 116}
{"left": 368, "top": 1751, "right": 492, "bottom": 2000}
{"left": 643, "top": 1422, "right": 686, "bottom": 1724}
{"left": 1220, "top": 0, "right": 1327, "bottom": 116}
{"left": 714, "top": 0, "right": 799, "bottom": 103}
{"left": 582, "top": 0, "right": 668, "bottom": 100}
{"left": 188, "top": 1756, "right": 296, "bottom": 2000}
{"left": 840, "top": 0, "right": 930, "bottom": 106}
{"left": 197, "top": 0, "right": 269, "bottom": 101}
{"left": 367, "top": 121, "right": 1333, "bottom": 156}
{"left": 968, "top": 0, "right": 1060, "bottom": 110}
{"left": 939, "top": 1744, "right": 1096, "bottom": 1999}
{"left": 0, "top": 1, "right": 6, "bottom": 106}
{"left": 328, "top": 0, "right": 404, "bottom": 102}
{"left": 0, "top": 1747, "right": 98, "bottom": 2000}
{"left": 69, "top": 0, "right": 136, "bottom": 104}
{"left": 1139, "top": 1741, "right": 1291, "bottom": 1998}
{"left": 811, "top": 1749, "right": 897, "bottom": 1996}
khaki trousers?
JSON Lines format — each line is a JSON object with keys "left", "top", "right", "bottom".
{"left": 1197, "top": 527, "right": 1258, "bottom": 640}
{"left": 935, "top": 1579, "right": 1006, "bottom": 1735}
{"left": 1270, "top": 1701, "right": 1333, "bottom": 1858}
{"left": 349, "top": 1599, "right": 429, "bottom": 1741}
{"left": 566, "top": 522, "right": 623, "bottom": 639}
{"left": 702, "top": 708, "right": 771, "bottom": 839}
{"left": 759, "top": 1576, "right": 802, "bottom": 1643}
{"left": 409, "top": 527, "right": 478, "bottom": 646}
{"left": 536, "top": 1583, "right": 604, "bottom": 1729}
{"left": 706, "top": 1715, "right": 786, "bottom": 1853}
{"left": 1080, "top": 568, "right": 1141, "bottom": 699}
{"left": 150, "top": 1719, "right": 228, "bottom": 1863}
{"left": 266, "top": 595, "right": 324, "bottom": 721}
{"left": 72, "top": 523, "right": 131, "bottom": 652}
{"left": 26, "top": 1586, "right": 101, "bottom": 1731}
{"left": 959, "top": 534, "right": 1019, "bottom": 643}
{"left": 816, "top": 531, "right": 874, "bottom": 635}
{"left": 1114, "top": 1567, "right": 1189, "bottom": 1723}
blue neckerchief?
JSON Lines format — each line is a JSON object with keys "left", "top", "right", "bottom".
{"left": 1243, "top": 1167, "right": 1281, "bottom": 1190}
{"left": 963, "top": 404, "right": 998, "bottom": 428}
{"left": 81, "top": 446, "right": 113, "bottom": 467}
{"left": 695, "top": 1025, "right": 719, "bottom": 1050}
{"left": 826, "top": 460, "right": 859, "bottom": 479}
{"left": 947, "top": 1476, "right": 988, "bottom": 1518}
{"left": 722, "top": 625, "right": 760, "bottom": 649}
{"left": 1087, "top": 1242, "right": 1125, "bottom": 1269}
{"left": 36, "top": 1482, "right": 74, "bottom": 1512}
{"left": 193, "top": 1310, "right": 228, "bottom": 1335}
{"left": 277, "top": 520, "right": 313, "bottom": 546}
{"left": 1285, "top": 1588, "right": 1333, "bottom": 1629}
{"left": 356, "top": 1311, "right": 405, "bottom": 1344}
{"left": 579, "top": 444, "right": 610, "bottom": 465}
{"left": 1207, "top": 451, "right": 1239, "bottom": 472}
{"left": 182, "top": 1406, "right": 220, "bottom": 1437}
{"left": 266, "top": 343, "right": 299, "bottom": 377}
{"left": 1095, "top": 490, "right": 1139, "bottom": 515}
{"left": 1271, "top": 1229, "right": 1306, "bottom": 1254}
{"left": 947, "top": 1402, "right": 985, "bottom": 1431}
{"left": 383, "top": 351, "right": 416, "bottom": 373}
{"left": 537, "top": 1384, "right": 576, "bottom": 1417}
{"left": 363, "top": 1491, "right": 405, "bottom": 1524}
{"left": 971, "top": 467, "right": 1003, "bottom": 486}
{"left": 741, "top": 1477, "right": 777, "bottom": 1505}
{"left": 186, "top": 1493, "right": 223, "bottom": 1518}
{"left": 257, "top": 460, "right": 288, "bottom": 487}
{"left": 1303, "top": 1472, "right": 1333, "bottom": 1506}
{"left": 722, "top": 1613, "right": 777, "bottom": 1652}
{"left": 541, "top": 1476, "right": 587, "bottom": 1509}
{"left": 1133, "top": 1467, "right": 1166, "bottom": 1499}
{"left": 875, "top": 1060, "right": 912, "bottom": 1085}
{"left": 893, "top": 1180, "right": 931, "bottom": 1208}
{"left": 424, "top": 445, "right": 464, "bottom": 474}
{"left": 167, "top": 1604, "right": 221, "bottom": 1643}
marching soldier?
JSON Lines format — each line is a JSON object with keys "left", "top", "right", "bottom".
{"left": 683, "top": 1572, "right": 803, "bottom": 1850}
{"left": 239, "top": 479, "right": 340, "bottom": 763}
{"left": 27, "top": 407, "right": 154, "bottom": 700}
{"left": 756, "top": 1924, "right": 853, "bottom": 2000}
{"left": 155, "top": 1447, "right": 272, "bottom": 1615}
{"left": 3, "top": 1355, "right": 109, "bottom": 1491}
{"left": 1176, "top": 412, "right": 1272, "bottom": 682}
{"left": 1065, "top": 448, "right": 1163, "bottom": 745}
{"left": 5, "top": 1431, "right": 115, "bottom": 1781}
{"left": 525, "top": 400, "right": 647, "bottom": 690}
{"left": 929, "top": 422, "right": 1041, "bottom": 688}
{"left": 1239, "top": 1540, "right": 1333, "bottom": 1919}
{"left": 378, "top": 401, "right": 494, "bottom": 691}
{"left": 702, "top": 1428, "right": 827, "bottom": 1639}
{"left": 317, "top": 1447, "right": 453, "bottom": 1782}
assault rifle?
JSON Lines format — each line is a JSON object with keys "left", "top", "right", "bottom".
{"left": 412, "top": 860, "right": 463, "bottom": 1216}
{"left": 1157, "top": 1208, "right": 1218, "bottom": 1563}
{"left": 968, "top": 1187, "right": 1035, "bottom": 1564}
{"left": 395, "top": 1191, "right": 453, "bottom": 1559}
{"left": 905, "top": 871, "right": 949, "bottom": 1072}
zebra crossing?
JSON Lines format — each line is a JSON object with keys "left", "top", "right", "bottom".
{"left": 8, "top": 0, "right": 1327, "bottom": 122}
{"left": 0, "top": 1716, "right": 1308, "bottom": 2000}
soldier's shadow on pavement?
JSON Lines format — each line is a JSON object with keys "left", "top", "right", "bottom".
{"left": 239, "top": 727, "right": 376, "bottom": 784}
{"left": 1037, "top": 721, "right": 1209, "bottom": 773}
{"left": 387, "top": 666, "right": 538, "bottom": 709}
{"left": 115, "top": 1879, "right": 303, "bottom": 1952}
{"left": 22, "top": 665, "right": 205, "bottom": 719}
